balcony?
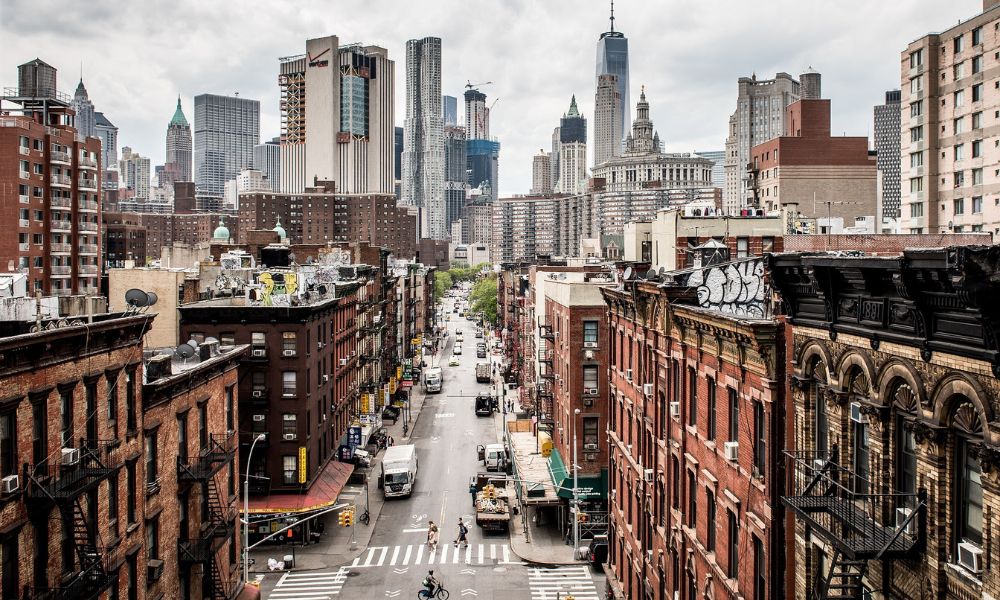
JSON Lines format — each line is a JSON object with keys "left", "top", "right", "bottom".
{"left": 80, "top": 286, "right": 98, "bottom": 296}
{"left": 51, "top": 219, "right": 72, "bottom": 231}
{"left": 78, "top": 177, "right": 98, "bottom": 191}
{"left": 538, "top": 348, "right": 553, "bottom": 367}
{"left": 51, "top": 288, "right": 71, "bottom": 296}
{"left": 51, "top": 265, "right": 72, "bottom": 276}
{"left": 51, "top": 243, "right": 72, "bottom": 253}
{"left": 78, "top": 244, "right": 98, "bottom": 255}
{"left": 538, "top": 317, "right": 554, "bottom": 341}
{"left": 50, "top": 150, "right": 70, "bottom": 164}
{"left": 79, "top": 264, "right": 98, "bottom": 275}
{"left": 25, "top": 441, "right": 121, "bottom": 504}
{"left": 78, "top": 156, "right": 98, "bottom": 169}
{"left": 50, "top": 174, "right": 72, "bottom": 187}
{"left": 50, "top": 196, "right": 71, "bottom": 209}
{"left": 79, "top": 221, "right": 98, "bottom": 232}
{"left": 79, "top": 200, "right": 99, "bottom": 212}
{"left": 177, "top": 432, "right": 236, "bottom": 483}
{"left": 25, "top": 548, "right": 117, "bottom": 600}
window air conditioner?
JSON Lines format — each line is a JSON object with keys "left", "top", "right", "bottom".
{"left": 282, "top": 350, "right": 296, "bottom": 357}
{"left": 1, "top": 475, "right": 19, "bottom": 494}
{"left": 61, "top": 447, "right": 80, "bottom": 466}
{"left": 625, "top": 369, "right": 633, "bottom": 382}
{"left": 147, "top": 559, "right": 164, "bottom": 582}
{"left": 669, "top": 402, "right": 680, "bottom": 418}
{"left": 724, "top": 441, "right": 739, "bottom": 462}
{"left": 643, "top": 469, "right": 654, "bottom": 483}
{"left": 895, "top": 507, "right": 916, "bottom": 535}
{"left": 643, "top": 383, "right": 654, "bottom": 397}
{"left": 283, "top": 433, "right": 297, "bottom": 441}
{"left": 585, "top": 387, "right": 598, "bottom": 396}
{"left": 957, "top": 541, "right": 984, "bottom": 575}
{"left": 583, "top": 341, "right": 598, "bottom": 349}
{"left": 584, "top": 443, "right": 598, "bottom": 451}
{"left": 850, "top": 402, "right": 863, "bottom": 423}
{"left": 340, "top": 358, "right": 348, "bottom": 366}
{"left": 252, "top": 414, "right": 265, "bottom": 422}
{"left": 252, "top": 390, "right": 263, "bottom": 398}
{"left": 252, "top": 348, "right": 266, "bottom": 358}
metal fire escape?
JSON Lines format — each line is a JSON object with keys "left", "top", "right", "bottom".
{"left": 537, "top": 318, "right": 555, "bottom": 428}
{"left": 782, "top": 444, "right": 926, "bottom": 600}
{"left": 177, "top": 433, "right": 238, "bottom": 600}
{"left": 23, "top": 440, "right": 120, "bottom": 600}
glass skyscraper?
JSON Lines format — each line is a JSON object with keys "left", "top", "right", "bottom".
{"left": 597, "top": 17, "right": 629, "bottom": 150}
{"left": 194, "top": 93, "right": 260, "bottom": 199}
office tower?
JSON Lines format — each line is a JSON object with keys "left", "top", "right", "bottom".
{"left": 694, "top": 150, "right": 725, "bottom": 188}
{"left": 594, "top": 73, "right": 622, "bottom": 167}
{"left": 71, "top": 77, "right": 96, "bottom": 142}
{"left": 532, "top": 151, "right": 553, "bottom": 195}
{"left": 873, "top": 90, "right": 902, "bottom": 222}
{"left": 95, "top": 111, "right": 118, "bottom": 202}
{"left": 0, "top": 59, "right": 103, "bottom": 295}
{"left": 193, "top": 93, "right": 260, "bottom": 201}
{"left": 119, "top": 146, "right": 151, "bottom": 202}
{"left": 402, "top": 36, "right": 446, "bottom": 240}
{"left": 464, "top": 88, "right": 490, "bottom": 140}
{"left": 163, "top": 95, "right": 192, "bottom": 186}
{"left": 279, "top": 55, "right": 306, "bottom": 192}
{"left": 596, "top": 2, "right": 629, "bottom": 151}
{"left": 551, "top": 126, "right": 560, "bottom": 189}
{"left": 556, "top": 96, "right": 587, "bottom": 195}
{"left": 464, "top": 86, "right": 499, "bottom": 201}
{"left": 300, "top": 36, "right": 395, "bottom": 195}
{"left": 443, "top": 94, "right": 458, "bottom": 126}
{"left": 394, "top": 125, "right": 403, "bottom": 198}
{"left": 723, "top": 71, "right": 809, "bottom": 214}
{"left": 445, "top": 125, "right": 468, "bottom": 230}
{"left": 253, "top": 137, "right": 281, "bottom": 191}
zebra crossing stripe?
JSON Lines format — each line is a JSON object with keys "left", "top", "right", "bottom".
{"left": 390, "top": 545, "right": 401, "bottom": 566}
{"left": 347, "top": 543, "right": 517, "bottom": 568}
{"left": 403, "top": 544, "right": 413, "bottom": 565}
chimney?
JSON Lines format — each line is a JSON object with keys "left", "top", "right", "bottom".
{"left": 145, "top": 354, "right": 172, "bottom": 382}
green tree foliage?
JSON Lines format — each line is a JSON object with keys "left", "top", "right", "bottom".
{"left": 469, "top": 275, "right": 498, "bottom": 325}
{"left": 433, "top": 271, "right": 453, "bottom": 302}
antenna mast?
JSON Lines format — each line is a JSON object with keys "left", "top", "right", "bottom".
{"left": 610, "top": 0, "right": 615, "bottom": 32}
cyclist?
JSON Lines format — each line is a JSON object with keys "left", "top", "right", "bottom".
{"left": 420, "top": 570, "right": 440, "bottom": 597}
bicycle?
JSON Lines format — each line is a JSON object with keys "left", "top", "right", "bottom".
{"left": 417, "top": 584, "right": 449, "bottom": 599}
{"left": 359, "top": 509, "right": 370, "bottom": 525}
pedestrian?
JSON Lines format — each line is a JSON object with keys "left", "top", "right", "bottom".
{"left": 454, "top": 517, "right": 469, "bottom": 547}
{"left": 427, "top": 521, "right": 439, "bottom": 549}
{"left": 387, "top": 435, "right": 395, "bottom": 447}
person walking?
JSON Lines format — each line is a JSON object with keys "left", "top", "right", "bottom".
{"left": 454, "top": 517, "right": 469, "bottom": 548}
{"left": 427, "top": 521, "right": 439, "bottom": 549}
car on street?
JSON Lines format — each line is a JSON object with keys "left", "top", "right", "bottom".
{"left": 453, "top": 343, "right": 463, "bottom": 355}
{"left": 449, "top": 356, "right": 460, "bottom": 366}
{"left": 475, "top": 330, "right": 483, "bottom": 338}
{"left": 456, "top": 333, "right": 464, "bottom": 342}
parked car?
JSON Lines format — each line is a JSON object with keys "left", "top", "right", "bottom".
{"left": 583, "top": 534, "right": 609, "bottom": 567}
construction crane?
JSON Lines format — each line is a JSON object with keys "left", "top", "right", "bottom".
{"left": 465, "top": 80, "right": 493, "bottom": 91}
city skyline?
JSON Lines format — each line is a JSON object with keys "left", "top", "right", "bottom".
{"left": 1, "top": 0, "right": 973, "bottom": 196}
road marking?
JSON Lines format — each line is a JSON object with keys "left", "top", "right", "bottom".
{"left": 435, "top": 412, "right": 455, "bottom": 418}
{"left": 385, "top": 591, "right": 401, "bottom": 598}
{"left": 461, "top": 589, "right": 479, "bottom": 597}
{"left": 270, "top": 566, "right": 348, "bottom": 598}
{"left": 393, "top": 567, "right": 408, "bottom": 574}
{"left": 390, "top": 545, "right": 400, "bottom": 565}
{"left": 349, "top": 543, "right": 513, "bottom": 568}
{"left": 527, "top": 566, "right": 600, "bottom": 600}
{"left": 403, "top": 528, "right": 429, "bottom": 533}
{"left": 440, "top": 543, "right": 449, "bottom": 563}
{"left": 415, "top": 543, "right": 425, "bottom": 565}
{"left": 464, "top": 544, "right": 472, "bottom": 563}
{"left": 460, "top": 568, "right": 475, "bottom": 575}
{"left": 477, "top": 544, "right": 484, "bottom": 564}
{"left": 427, "top": 545, "right": 436, "bottom": 564}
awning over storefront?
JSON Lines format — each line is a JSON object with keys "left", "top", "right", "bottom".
{"left": 245, "top": 460, "right": 354, "bottom": 515}
{"left": 548, "top": 448, "right": 607, "bottom": 501}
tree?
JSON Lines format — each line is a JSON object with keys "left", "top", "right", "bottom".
{"left": 433, "top": 271, "right": 453, "bottom": 302}
{"left": 469, "top": 275, "right": 498, "bottom": 325}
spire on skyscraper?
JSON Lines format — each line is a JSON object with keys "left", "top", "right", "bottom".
{"left": 566, "top": 95, "right": 580, "bottom": 118}
{"left": 609, "top": 0, "right": 615, "bottom": 33}
{"left": 170, "top": 96, "right": 189, "bottom": 127}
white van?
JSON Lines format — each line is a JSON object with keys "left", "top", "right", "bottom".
{"left": 477, "top": 443, "right": 509, "bottom": 472}
{"left": 381, "top": 444, "right": 418, "bottom": 498}
{"left": 424, "top": 367, "right": 443, "bottom": 393}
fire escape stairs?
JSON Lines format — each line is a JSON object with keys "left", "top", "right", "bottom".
{"left": 819, "top": 549, "right": 868, "bottom": 600}
{"left": 209, "top": 555, "right": 231, "bottom": 600}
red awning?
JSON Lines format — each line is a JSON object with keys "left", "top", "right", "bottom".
{"left": 246, "top": 460, "right": 354, "bottom": 515}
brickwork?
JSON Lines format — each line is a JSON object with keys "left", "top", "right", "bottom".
{"left": 782, "top": 232, "right": 992, "bottom": 254}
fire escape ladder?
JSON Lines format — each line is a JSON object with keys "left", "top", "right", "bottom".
{"left": 210, "top": 555, "right": 231, "bottom": 600}
{"left": 818, "top": 548, "right": 868, "bottom": 600}
{"left": 206, "top": 476, "right": 226, "bottom": 532}
{"left": 69, "top": 499, "right": 101, "bottom": 575}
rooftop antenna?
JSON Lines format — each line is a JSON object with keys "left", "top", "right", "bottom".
{"left": 610, "top": 0, "right": 615, "bottom": 32}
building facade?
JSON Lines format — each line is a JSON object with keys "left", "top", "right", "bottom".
{"left": 165, "top": 96, "right": 193, "bottom": 185}
{"left": 596, "top": 10, "right": 630, "bottom": 151}
{"left": 531, "top": 151, "right": 553, "bottom": 195}
{"left": 442, "top": 94, "right": 457, "bottom": 127}
{"left": 194, "top": 93, "right": 260, "bottom": 200}
{"left": 119, "top": 146, "right": 151, "bottom": 203}
{"left": 694, "top": 150, "right": 726, "bottom": 189}
{"left": 444, "top": 125, "right": 468, "bottom": 230}
{"left": 556, "top": 96, "right": 588, "bottom": 195}
{"left": 71, "top": 77, "right": 96, "bottom": 142}
{"left": 491, "top": 196, "right": 556, "bottom": 262}
{"left": 464, "top": 88, "right": 489, "bottom": 140}
{"left": 594, "top": 73, "right": 622, "bottom": 168}
{"left": 253, "top": 137, "right": 281, "bottom": 192}
{"left": 279, "top": 55, "right": 306, "bottom": 194}
{"left": 402, "top": 36, "right": 446, "bottom": 240}
{"left": 873, "top": 90, "right": 901, "bottom": 221}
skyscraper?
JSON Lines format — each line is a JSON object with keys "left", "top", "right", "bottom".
{"left": 164, "top": 95, "right": 192, "bottom": 185}
{"left": 71, "top": 78, "right": 95, "bottom": 142}
{"left": 532, "top": 151, "right": 553, "bottom": 195}
{"left": 694, "top": 150, "right": 725, "bottom": 188}
{"left": 444, "top": 125, "right": 468, "bottom": 231}
{"left": 119, "top": 146, "right": 151, "bottom": 202}
{"left": 464, "top": 86, "right": 499, "bottom": 201}
{"left": 873, "top": 89, "right": 901, "bottom": 220}
{"left": 301, "top": 36, "right": 395, "bottom": 195}
{"left": 464, "top": 88, "right": 489, "bottom": 140}
{"left": 556, "top": 96, "right": 587, "bottom": 195}
{"left": 193, "top": 93, "right": 260, "bottom": 200}
{"left": 443, "top": 95, "right": 458, "bottom": 127}
{"left": 593, "top": 73, "right": 621, "bottom": 167}
{"left": 279, "top": 55, "right": 306, "bottom": 193}
{"left": 95, "top": 111, "right": 118, "bottom": 201}
{"left": 596, "top": 2, "right": 629, "bottom": 152}
{"left": 253, "top": 137, "right": 281, "bottom": 191}
{"left": 402, "top": 36, "right": 446, "bottom": 240}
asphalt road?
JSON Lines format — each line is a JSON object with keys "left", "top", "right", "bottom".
{"left": 263, "top": 296, "right": 605, "bottom": 600}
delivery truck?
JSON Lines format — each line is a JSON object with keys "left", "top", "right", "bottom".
{"left": 469, "top": 473, "right": 511, "bottom": 532}
{"left": 380, "top": 444, "right": 418, "bottom": 498}
{"left": 423, "top": 367, "right": 443, "bottom": 393}
{"left": 475, "top": 362, "right": 491, "bottom": 383}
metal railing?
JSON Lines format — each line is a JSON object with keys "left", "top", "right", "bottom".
{"left": 49, "top": 150, "right": 70, "bottom": 163}
{"left": 50, "top": 196, "right": 71, "bottom": 208}
{"left": 51, "top": 243, "right": 72, "bottom": 253}
{"left": 78, "top": 244, "right": 98, "bottom": 254}
{"left": 177, "top": 432, "right": 236, "bottom": 482}
{"left": 78, "top": 178, "right": 98, "bottom": 190}
{"left": 78, "top": 221, "right": 98, "bottom": 232}
{"left": 50, "top": 219, "right": 71, "bottom": 231}
{"left": 50, "top": 174, "right": 72, "bottom": 186}
{"left": 26, "top": 440, "right": 121, "bottom": 503}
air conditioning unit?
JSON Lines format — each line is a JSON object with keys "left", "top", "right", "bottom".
{"left": 61, "top": 447, "right": 80, "bottom": 466}
{"left": 282, "top": 349, "right": 296, "bottom": 357}
{"left": 724, "top": 441, "right": 739, "bottom": 462}
{"left": 251, "top": 348, "right": 266, "bottom": 358}
{"left": 252, "top": 414, "right": 265, "bottom": 422}
{"left": 1, "top": 475, "right": 19, "bottom": 494}
{"left": 957, "top": 541, "right": 984, "bottom": 575}
{"left": 813, "top": 458, "right": 826, "bottom": 472}
{"left": 584, "top": 387, "right": 598, "bottom": 396}
{"left": 642, "top": 383, "right": 654, "bottom": 397}
{"left": 583, "top": 341, "right": 598, "bottom": 349}
{"left": 147, "top": 559, "right": 164, "bottom": 582}
{"left": 895, "top": 507, "right": 916, "bottom": 535}
{"left": 318, "top": 342, "right": 325, "bottom": 350}
{"left": 584, "top": 350, "right": 595, "bottom": 360}
{"left": 252, "top": 390, "right": 264, "bottom": 398}
{"left": 850, "top": 402, "right": 864, "bottom": 423}
{"left": 373, "top": 314, "right": 382, "bottom": 324}
{"left": 584, "top": 443, "right": 598, "bottom": 451}
{"left": 669, "top": 402, "right": 680, "bottom": 418}
{"left": 323, "top": 374, "right": 331, "bottom": 382}
{"left": 283, "top": 433, "right": 296, "bottom": 441}
{"left": 643, "top": 469, "right": 654, "bottom": 483}
{"left": 625, "top": 369, "right": 633, "bottom": 382}
{"left": 340, "top": 358, "right": 348, "bottom": 366}
{"left": 583, "top": 398, "right": 594, "bottom": 407}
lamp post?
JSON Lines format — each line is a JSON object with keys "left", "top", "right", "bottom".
{"left": 244, "top": 433, "right": 266, "bottom": 586}
{"left": 572, "top": 407, "right": 581, "bottom": 558}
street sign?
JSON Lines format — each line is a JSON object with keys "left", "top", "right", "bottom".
{"left": 348, "top": 426, "right": 363, "bottom": 448}
{"left": 338, "top": 444, "right": 354, "bottom": 461}
{"left": 361, "top": 393, "right": 370, "bottom": 413}
{"left": 298, "top": 447, "right": 307, "bottom": 484}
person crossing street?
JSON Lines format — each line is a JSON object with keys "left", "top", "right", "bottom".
{"left": 454, "top": 517, "right": 469, "bottom": 548}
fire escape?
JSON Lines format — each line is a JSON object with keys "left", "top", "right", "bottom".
{"left": 177, "top": 433, "right": 238, "bottom": 600}
{"left": 537, "top": 318, "right": 555, "bottom": 428}
{"left": 23, "top": 440, "right": 120, "bottom": 600}
{"left": 782, "top": 444, "right": 926, "bottom": 600}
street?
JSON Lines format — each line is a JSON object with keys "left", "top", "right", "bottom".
{"left": 259, "top": 302, "right": 606, "bottom": 599}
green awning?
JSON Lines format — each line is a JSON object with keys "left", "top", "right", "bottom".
{"left": 547, "top": 448, "right": 607, "bottom": 500}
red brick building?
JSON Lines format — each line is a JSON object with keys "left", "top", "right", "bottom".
{"left": 602, "top": 276, "right": 788, "bottom": 600}
{"left": 0, "top": 59, "right": 102, "bottom": 296}
{"left": 103, "top": 211, "right": 148, "bottom": 268}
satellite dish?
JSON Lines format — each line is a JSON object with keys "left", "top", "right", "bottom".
{"left": 145, "top": 291, "right": 158, "bottom": 307}
{"left": 186, "top": 339, "right": 199, "bottom": 351}
{"left": 645, "top": 269, "right": 657, "bottom": 280}
{"left": 659, "top": 267, "right": 668, "bottom": 276}
{"left": 175, "top": 344, "right": 195, "bottom": 359}
{"left": 204, "top": 336, "right": 219, "bottom": 345}
{"left": 623, "top": 267, "right": 633, "bottom": 280}
{"left": 124, "top": 288, "right": 150, "bottom": 307}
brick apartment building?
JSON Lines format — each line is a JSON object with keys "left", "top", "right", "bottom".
{"left": 601, "top": 272, "right": 787, "bottom": 600}
{"left": 130, "top": 212, "right": 233, "bottom": 264}
{"left": 103, "top": 211, "right": 148, "bottom": 268}
{"left": 770, "top": 247, "right": 1000, "bottom": 600}
{"left": 0, "top": 59, "right": 102, "bottom": 296}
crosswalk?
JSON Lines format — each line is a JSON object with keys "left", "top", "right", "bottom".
{"left": 528, "top": 566, "right": 600, "bottom": 600}
{"left": 350, "top": 543, "right": 524, "bottom": 568}
{"left": 270, "top": 566, "right": 349, "bottom": 599}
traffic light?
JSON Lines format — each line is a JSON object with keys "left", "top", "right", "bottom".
{"left": 343, "top": 509, "right": 354, "bottom": 527}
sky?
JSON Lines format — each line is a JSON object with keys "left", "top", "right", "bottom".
{"left": 2, "top": 0, "right": 975, "bottom": 197}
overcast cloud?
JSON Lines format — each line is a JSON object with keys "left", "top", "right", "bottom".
{"left": 2, "top": 0, "right": 974, "bottom": 196}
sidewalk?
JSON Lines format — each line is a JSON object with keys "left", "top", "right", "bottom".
{"left": 249, "top": 384, "right": 432, "bottom": 573}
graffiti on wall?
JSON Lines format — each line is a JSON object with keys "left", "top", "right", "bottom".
{"left": 680, "top": 258, "right": 768, "bottom": 318}
{"left": 255, "top": 271, "right": 298, "bottom": 307}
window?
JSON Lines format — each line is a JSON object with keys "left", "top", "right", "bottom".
{"left": 909, "top": 152, "right": 923, "bottom": 169}
{"left": 954, "top": 62, "right": 965, "bottom": 80}
{"left": 251, "top": 332, "right": 265, "bottom": 347}
{"left": 909, "top": 49, "right": 923, "bottom": 68}
{"left": 671, "top": 456, "right": 679, "bottom": 509}
{"left": 0, "top": 411, "right": 14, "bottom": 477}
{"left": 107, "top": 377, "right": 118, "bottom": 432}
{"left": 972, "top": 111, "right": 983, "bottom": 129}
{"left": 955, "top": 143, "right": 965, "bottom": 161}
{"left": 583, "top": 365, "right": 598, "bottom": 391}
{"left": 60, "top": 388, "right": 73, "bottom": 447}
{"left": 973, "top": 55, "right": 983, "bottom": 74}
{"left": 954, "top": 118, "right": 965, "bottom": 135}
{"left": 706, "top": 489, "right": 716, "bottom": 552}
{"left": 145, "top": 430, "right": 158, "bottom": 489}
{"left": 761, "top": 237, "right": 774, "bottom": 253}
{"left": 910, "top": 126, "right": 923, "bottom": 143}
{"left": 198, "top": 403, "right": 208, "bottom": 450}
{"left": 955, "top": 198, "right": 965, "bottom": 215}
{"left": 582, "top": 320, "right": 598, "bottom": 344}
{"left": 815, "top": 384, "right": 828, "bottom": 455}
{"left": 910, "top": 100, "right": 923, "bottom": 118}
{"left": 146, "top": 515, "right": 159, "bottom": 564}
{"left": 282, "top": 371, "right": 297, "bottom": 396}
{"left": 728, "top": 388, "right": 739, "bottom": 442}
{"left": 956, "top": 171, "right": 966, "bottom": 187}
{"left": 973, "top": 26, "right": 983, "bottom": 46}
{"left": 282, "top": 331, "right": 297, "bottom": 355}
{"left": 283, "top": 455, "right": 298, "bottom": 485}
{"left": 753, "top": 536, "right": 765, "bottom": 600}
{"left": 687, "top": 470, "right": 697, "bottom": 528}
{"left": 727, "top": 509, "right": 739, "bottom": 578}
{"left": 753, "top": 402, "right": 766, "bottom": 478}
{"left": 973, "top": 140, "right": 982, "bottom": 158}
{"left": 910, "top": 76, "right": 923, "bottom": 94}
{"left": 583, "top": 417, "right": 599, "bottom": 450}
{"left": 226, "top": 385, "right": 234, "bottom": 432}
{"left": 955, "top": 34, "right": 965, "bottom": 53}
{"left": 127, "top": 553, "right": 138, "bottom": 600}
{"left": 910, "top": 177, "right": 924, "bottom": 193}
{"left": 1, "top": 536, "right": 16, "bottom": 600}
{"left": 973, "top": 168, "right": 983, "bottom": 185}
{"left": 33, "top": 518, "right": 47, "bottom": 589}
{"left": 282, "top": 413, "right": 297, "bottom": 439}
{"left": 707, "top": 377, "right": 716, "bottom": 441}
{"left": 252, "top": 371, "right": 266, "bottom": 393}
{"left": 126, "top": 460, "right": 137, "bottom": 524}
{"left": 973, "top": 196, "right": 983, "bottom": 213}
{"left": 973, "top": 83, "right": 984, "bottom": 103}
{"left": 126, "top": 369, "right": 137, "bottom": 433}
{"left": 956, "top": 437, "right": 984, "bottom": 546}
{"left": 177, "top": 413, "right": 187, "bottom": 457}
{"left": 32, "top": 399, "right": 47, "bottom": 476}
{"left": 688, "top": 367, "right": 697, "bottom": 427}
{"left": 955, "top": 89, "right": 965, "bottom": 107}
{"left": 897, "top": 418, "right": 917, "bottom": 494}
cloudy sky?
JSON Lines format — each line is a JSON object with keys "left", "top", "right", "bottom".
{"left": 3, "top": 0, "right": 973, "bottom": 196}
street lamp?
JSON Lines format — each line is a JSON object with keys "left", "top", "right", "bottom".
{"left": 572, "top": 407, "right": 581, "bottom": 559}
{"left": 244, "top": 433, "right": 266, "bottom": 586}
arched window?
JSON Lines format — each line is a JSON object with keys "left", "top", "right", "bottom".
{"left": 808, "top": 356, "right": 829, "bottom": 455}
{"left": 951, "top": 398, "right": 984, "bottom": 549}
{"left": 846, "top": 367, "right": 871, "bottom": 494}
{"left": 891, "top": 382, "right": 919, "bottom": 494}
